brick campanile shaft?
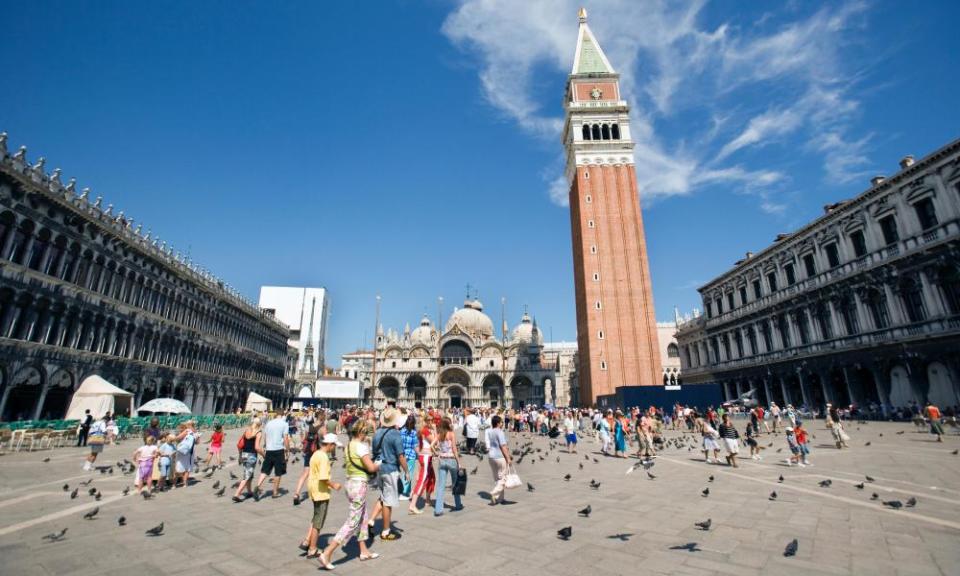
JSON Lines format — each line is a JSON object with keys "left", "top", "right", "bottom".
{"left": 565, "top": 9, "right": 662, "bottom": 405}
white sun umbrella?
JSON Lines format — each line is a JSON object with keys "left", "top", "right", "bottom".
{"left": 137, "top": 398, "right": 191, "bottom": 415}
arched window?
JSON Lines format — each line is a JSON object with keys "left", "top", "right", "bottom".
{"left": 591, "top": 124, "right": 601, "bottom": 140}
{"left": 611, "top": 124, "right": 620, "bottom": 139}
{"left": 601, "top": 124, "right": 611, "bottom": 140}
{"left": 667, "top": 343, "right": 679, "bottom": 358}
{"left": 863, "top": 289, "right": 890, "bottom": 329}
{"left": 581, "top": 124, "right": 591, "bottom": 140}
{"left": 937, "top": 266, "right": 960, "bottom": 315}
{"left": 900, "top": 278, "right": 927, "bottom": 323}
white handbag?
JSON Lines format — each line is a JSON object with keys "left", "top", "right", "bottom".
{"left": 504, "top": 465, "right": 522, "bottom": 489}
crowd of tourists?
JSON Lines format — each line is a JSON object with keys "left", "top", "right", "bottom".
{"left": 73, "top": 397, "right": 953, "bottom": 569}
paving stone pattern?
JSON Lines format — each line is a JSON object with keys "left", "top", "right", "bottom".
{"left": 1, "top": 420, "right": 958, "bottom": 575}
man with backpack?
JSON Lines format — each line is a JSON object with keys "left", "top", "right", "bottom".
{"left": 367, "top": 407, "right": 408, "bottom": 541}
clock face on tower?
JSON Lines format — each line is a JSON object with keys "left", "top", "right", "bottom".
{"left": 590, "top": 86, "right": 603, "bottom": 100}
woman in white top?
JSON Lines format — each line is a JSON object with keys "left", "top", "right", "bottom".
{"left": 82, "top": 415, "right": 109, "bottom": 470}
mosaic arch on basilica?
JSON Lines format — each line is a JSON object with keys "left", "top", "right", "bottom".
{"left": 366, "top": 297, "right": 577, "bottom": 409}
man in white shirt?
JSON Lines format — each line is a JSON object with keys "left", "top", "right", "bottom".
{"left": 464, "top": 409, "right": 481, "bottom": 454}
{"left": 255, "top": 412, "right": 290, "bottom": 500}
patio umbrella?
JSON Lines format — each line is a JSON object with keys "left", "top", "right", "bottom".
{"left": 137, "top": 398, "right": 191, "bottom": 415}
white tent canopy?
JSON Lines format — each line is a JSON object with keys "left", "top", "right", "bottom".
{"left": 65, "top": 375, "right": 134, "bottom": 421}
{"left": 245, "top": 391, "right": 272, "bottom": 413}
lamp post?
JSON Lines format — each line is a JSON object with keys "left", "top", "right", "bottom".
{"left": 369, "top": 295, "right": 381, "bottom": 408}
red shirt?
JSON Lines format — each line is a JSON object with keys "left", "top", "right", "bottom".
{"left": 210, "top": 431, "right": 224, "bottom": 447}
{"left": 795, "top": 428, "right": 807, "bottom": 444}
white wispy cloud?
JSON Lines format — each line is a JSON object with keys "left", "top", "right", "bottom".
{"left": 442, "top": 0, "right": 874, "bottom": 208}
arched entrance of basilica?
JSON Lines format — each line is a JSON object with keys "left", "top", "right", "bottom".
{"left": 439, "top": 367, "right": 470, "bottom": 409}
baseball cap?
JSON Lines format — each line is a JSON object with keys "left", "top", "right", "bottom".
{"left": 321, "top": 433, "right": 343, "bottom": 447}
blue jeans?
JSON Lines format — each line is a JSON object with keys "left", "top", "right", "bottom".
{"left": 435, "top": 458, "right": 462, "bottom": 514}
{"left": 402, "top": 456, "right": 416, "bottom": 496}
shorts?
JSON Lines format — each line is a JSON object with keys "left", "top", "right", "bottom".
{"left": 208, "top": 445, "right": 221, "bottom": 455}
{"left": 261, "top": 450, "right": 287, "bottom": 477}
{"left": 746, "top": 438, "right": 758, "bottom": 448}
{"left": 703, "top": 437, "right": 720, "bottom": 451}
{"left": 799, "top": 444, "right": 810, "bottom": 456}
{"left": 789, "top": 446, "right": 800, "bottom": 455}
{"left": 723, "top": 438, "right": 739, "bottom": 454}
{"left": 466, "top": 437, "right": 477, "bottom": 451}
{"left": 303, "top": 451, "right": 313, "bottom": 467}
{"left": 566, "top": 433, "right": 578, "bottom": 444}
{"left": 378, "top": 470, "right": 401, "bottom": 507}
{"left": 90, "top": 444, "right": 104, "bottom": 455}
{"left": 159, "top": 457, "right": 171, "bottom": 478}
{"left": 311, "top": 499, "right": 330, "bottom": 530}
{"left": 241, "top": 452, "right": 258, "bottom": 480}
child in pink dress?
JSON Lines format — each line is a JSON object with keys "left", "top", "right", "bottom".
{"left": 134, "top": 436, "right": 159, "bottom": 494}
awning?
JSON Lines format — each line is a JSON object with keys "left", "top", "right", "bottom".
{"left": 314, "top": 379, "right": 360, "bottom": 399}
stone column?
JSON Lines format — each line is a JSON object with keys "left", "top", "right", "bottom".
{"left": 32, "top": 384, "right": 50, "bottom": 420}
{"left": 883, "top": 283, "right": 905, "bottom": 326}
{"left": 0, "top": 384, "right": 14, "bottom": 420}
{"left": 841, "top": 367, "right": 858, "bottom": 407}
{"left": 763, "top": 377, "right": 773, "bottom": 407}
{"left": 919, "top": 269, "right": 945, "bottom": 318}
{"left": 796, "top": 371, "right": 811, "bottom": 409}
{"left": 817, "top": 370, "right": 833, "bottom": 405}
{"left": 869, "top": 364, "right": 891, "bottom": 414}
{"left": 852, "top": 291, "right": 870, "bottom": 331}
{"left": 779, "top": 376, "right": 791, "bottom": 406}
{"left": 827, "top": 300, "right": 843, "bottom": 337}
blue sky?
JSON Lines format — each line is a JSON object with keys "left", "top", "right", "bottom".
{"left": 2, "top": 1, "right": 957, "bottom": 365}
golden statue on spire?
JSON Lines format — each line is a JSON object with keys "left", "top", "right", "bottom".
{"left": 578, "top": 7, "right": 588, "bottom": 22}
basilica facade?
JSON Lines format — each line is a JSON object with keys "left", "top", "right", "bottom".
{"left": 366, "top": 299, "right": 574, "bottom": 409}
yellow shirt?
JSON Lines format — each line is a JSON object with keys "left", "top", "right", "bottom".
{"left": 308, "top": 450, "right": 332, "bottom": 502}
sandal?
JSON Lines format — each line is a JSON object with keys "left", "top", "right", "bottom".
{"left": 305, "top": 549, "right": 320, "bottom": 559}
{"left": 317, "top": 551, "right": 336, "bottom": 570}
{"left": 359, "top": 553, "right": 381, "bottom": 561}
{"left": 298, "top": 542, "right": 309, "bottom": 552}
{"left": 379, "top": 531, "right": 400, "bottom": 541}
{"left": 408, "top": 508, "right": 423, "bottom": 515}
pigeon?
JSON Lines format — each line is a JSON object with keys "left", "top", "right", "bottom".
{"left": 70, "top": 488, "right": 79, "bottom": 499}
{"left": 471, "top": 467, "right": 478, "bottom": 475}
{"left": 557, "top": 526, "right": 572, "bottom": 540}
{"left": 884, "top": 500, "right": 903, "bottom": 509}
{"left": 122, "top": 487, "right": 130, "bottom": 496}
{"left": 952, "top": 449, "right": 958, "bottom": 455}
{"left": 819, "top": 479, "right": 832, "bottom": 488}
{"left": 43, "top": 457, "right": 51, "bottom": 463}
{"left": 670, "top": 542, "right": 701, "bottom": 552}
{"left": 593, "top": 458, "right": 599, "bottom": 463}
{"left": 95, "top": 491, "right": 102, "bottom": 501}
{"left": 579, "top": 463, "right": 584, "bottom": 470}
{"left": 88, "top": 488, "right": 97, "bottom": 496}
{"left": 897, "top": 430, "right": 905, "bottom": 435}
{"left": 145, "top": 522, "right": 164, "bottom": 536}
{"left": 578, "top": 505, "right": 592, "bottom": 517}
{"left": 865, "top": 475, "right": 875, "bottom": 482}
{"left": 642, "top": 460, "right": 655, "bottom": 470}
{"left": 203, "top": 469, "right": 215, "bottom": 478}
{"left": 527, "top": 482, "right": 535, "bottom": 492}
{"left": 62, "top": 484, "right": 69, "bottom": 492}
{"left": 215, "top": 487, "right": 226, "bottom": 497}
{"left": 607, "top": 533, "right": 633, "bottom": 541}
{"left": 589, "top": 480, "right": 601, "bottom": 490}
{"left": 141, "top": 491, "right": 153, "bottom": 500}
{"left": 556, "top": 457, "right": 560, "bottom": 463}
{"left": 778, "top": 475, "right": 784, "bottom": 483}
{"left": 41, "top": 528, "right": 68, "bottom": 542}
{"left": 118, "top": 516, "right": 126, "bottom": 526}
{"left": 229, "top": 471, "right": 238, "bottom": 480}
{"left": 647, "top": 471, "right": 656, "bottom": 480}
{"left": 855, "top": 482, "right": 865, "bottom": 490}
{"left": 83, "top": 507, "right": 99, "bottom": 520}
{"left": 231, "top": 482, "right": 240, "bottom": 489}
{"left": 701, "top": 487, "right": 710, "bottom": 497}
{"left": 769, "top": 491, "right": 778, "bottom": 501}
{"left": 80, "top": 479, "right": 92, "bottom": 486}
{"left": 694, "top": 519, "right": 711, "bottom": 531}
{"left": 864, "top": 442, "right": 871, "bottom": 446}
{"left": 708, "top": 475, "right": 714, "bottom": 483}
{"left": 871, "top": 493, "right": 879, "bottom": 500}
{"left": 784, "top": 539, "right": 798, "bottom": 557}
{"left": 906, "top": 497, "right": 917, "bottom": 508}
{"left": 564, "top": 474, "right": 571, "bottom": 481}
{"left": 212, "top": 481, "right": 221, "bottom": 490}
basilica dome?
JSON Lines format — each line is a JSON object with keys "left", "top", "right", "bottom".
{"left": 511, "top": 312, "right": 543, "bottom": 346}
{"left": 445, "top": 299, "right": 495, "bottom": 341}
{"left": 410, "top": 315, "right": 435, "bottom": 347}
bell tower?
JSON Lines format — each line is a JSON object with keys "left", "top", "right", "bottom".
{"left": 565, "top": 8, "right": 662, "bottom": 404}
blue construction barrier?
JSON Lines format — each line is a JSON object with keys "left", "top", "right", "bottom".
{"left": 597, "top": 384, "right": 724, "bottom": 413}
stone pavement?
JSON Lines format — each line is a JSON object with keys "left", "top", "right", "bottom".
{"left": 1, "top": 420, "right": 959, "bottom": 576}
